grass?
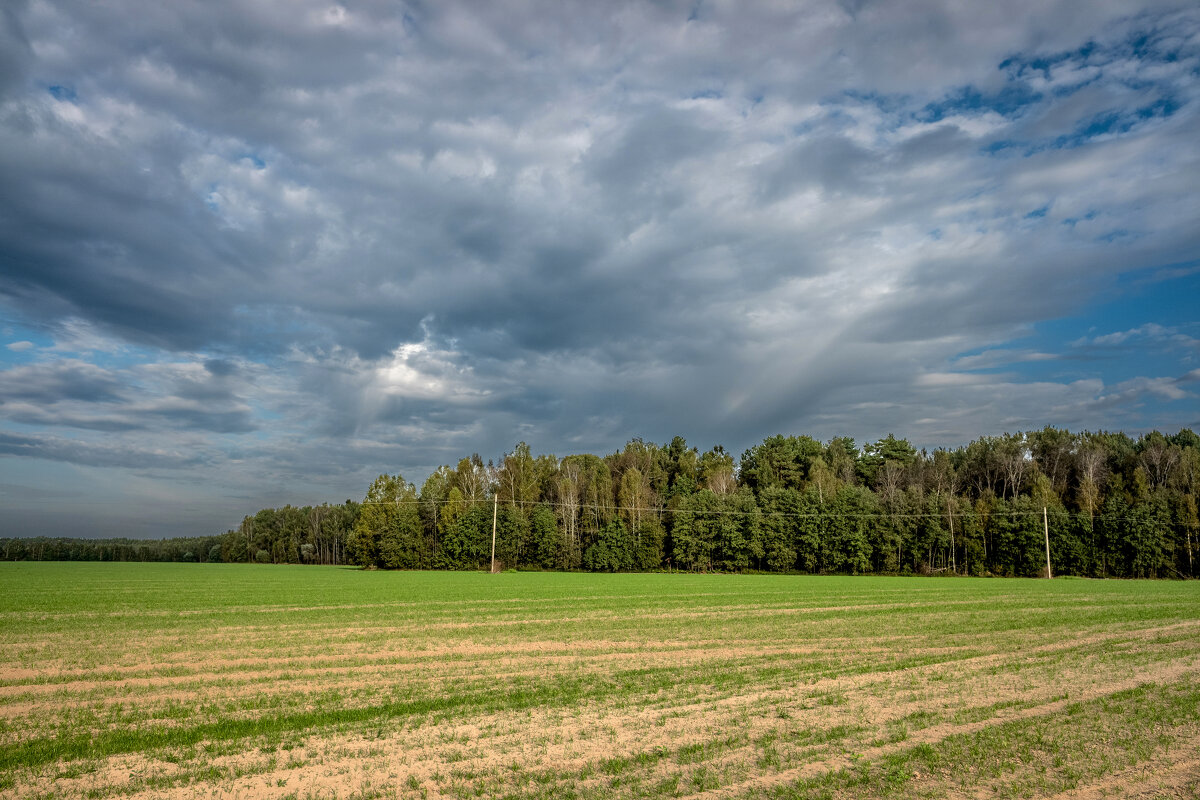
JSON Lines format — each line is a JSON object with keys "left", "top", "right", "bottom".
{"left": 0, "top": 563, "right": 1198, "bottom": 799}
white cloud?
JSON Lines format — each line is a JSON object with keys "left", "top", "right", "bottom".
{"left": 1, "top": 0, "right": 1198, "bottom": 535}
{"left": 950, "top": 350, "right": 1058, "bottom": 370}
{"left": 1076, "top": 324, "right": 1200, "bottom": 348}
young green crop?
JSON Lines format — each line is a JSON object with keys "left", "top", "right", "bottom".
{"left": 1, "top": 564, "right": 1197, "bottom": 799}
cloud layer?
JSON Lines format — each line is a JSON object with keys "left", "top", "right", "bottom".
{"left": 1, "top": 0, "right": 1198, "bottom": 536}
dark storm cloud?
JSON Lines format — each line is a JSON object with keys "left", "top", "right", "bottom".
{"left": 145, "top": 406, "right": 256, "bottom": 434}
{"left": 0, "top": 0, "right": 1198, "bottom": 536}
{"left": 760, "top": 136, "right": 878, "bottom": 201}
{"left": 0, "top": 106, "right": 263, "bottom": 352}
{"left": 4, "top": 0, "right": 1184, "bottom": 361}
{"left": 203, "top": 359, "right": 237, "bottom": 377}
{"left": 0, "top": 360, "right": 126, "bottom": 404}
{"left": 0, "top": 356, "right": 256, "bottom": 434}
{"left": 0, "top": 431, "right": 205, "bottom": 469}
{"left": 585, "top": 106, "right": 724, "bottom": 198}
{"left": 0, "top": 4, "right": 32, "bottom": 100}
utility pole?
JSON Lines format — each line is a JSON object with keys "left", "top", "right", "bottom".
{"left": 1043, "top": 506, "right": 1052, "bottom": 579}
{"left": 948, "top": 501, "right": 956, "bottom": 575}
{"left": 490, "top": 494, "right": 498, "bottom": 574}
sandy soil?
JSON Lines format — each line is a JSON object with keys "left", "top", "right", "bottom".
{"left": 4, "top": 592, "right": 1198, "bottom": 800}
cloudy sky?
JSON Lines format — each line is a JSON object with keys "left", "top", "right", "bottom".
{"left": 1, "top": 0, "right": 1198, "bottom": 538}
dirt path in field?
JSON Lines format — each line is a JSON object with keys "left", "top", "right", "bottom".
{"left": 7, "top": 618, "right": 1193, "bottom": 701}
{"left": 676, "top": 657, "right": 1200, "bottom": 800}
{"left": 24, "top": 625, "right": 1198, "bottom": 800}
{"left": 0, "top": 592, "right": 1024, "bottom": 623}
{"left": 577, "top": 620, "right": 1200, "bottom": 729}
{"left": 0, "top": 635, "right": 791, "bottom": 686}
{"left": 0, "top": 639, "right": 912, "bottom": 721}
{"left": 6, "top": 619, "right": 1195, "bottom": 739}
{"left": 1035, "top": 746, "right": 1200, "bottom": 799}
{"left": 11, "top": 610, "right": 1192, "bottom": 676}
{"left": 6, "top": 613, "right": 1199, "bottom": 800}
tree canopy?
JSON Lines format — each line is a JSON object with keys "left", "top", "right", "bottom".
{"left": 5, "top": 428, "right": 1198, "bottom": 579}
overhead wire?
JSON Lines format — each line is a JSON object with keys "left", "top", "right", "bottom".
{"left": 352, "top": 495, "right": 1197, "bottom": 527}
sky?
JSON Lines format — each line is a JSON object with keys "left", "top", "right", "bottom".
{"left": 1, "top": 0, "right": 1198, "bottom": 539}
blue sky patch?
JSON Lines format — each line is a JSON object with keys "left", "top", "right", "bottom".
{"left": 918, "top": 84, "right": 1042, "bottom": 122}
{"left": 47, "top": 84, "right": 76, "bottom": 102}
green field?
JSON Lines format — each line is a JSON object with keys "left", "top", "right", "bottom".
{"left": 1, "top": 564, "right": 1198, "bottom": 799}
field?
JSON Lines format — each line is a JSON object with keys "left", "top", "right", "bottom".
{"left": 1, "top": 565, "right": 1198, "bottom": 799}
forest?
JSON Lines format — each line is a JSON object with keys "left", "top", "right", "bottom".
{"left": 3, "top": 427, "right": 1197, "bottom": 579}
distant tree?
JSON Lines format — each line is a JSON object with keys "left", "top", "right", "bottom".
{"left": 1029, "top": 426, "right": 1075, "bottom": 496}
{"left": 825, "top": 437, "right": 858, "bottom": 485}
{"left": 672, "top": 490, "right": 719, "bottom": 571}
{"left": 664, "top": 436, "right": 701, "bottom": 497}
{"left": 583, "top": 520, "right": 634, "bottom": 572}
{"left": 824, "top": 485, "right": 875, "bottom": 575}
{"left": 757, "top": 486, "right": 801, "bottom": 571}
{"left": 633, "top": 519, "right": 665, "bottom": 570}
{"left": 529, "top": 504, "right": 562, "bottom": 569}
{"left": 1137, "top": 431, "right": 1182, "bottom": 490}
{"left": 439, "top": 503, "right": 492, "bottom": 570}
{"left": 494, "top": 503, "right": 531, "bottom": 568}
{"left": 11, "top": 424, "right": 1196, "bottom": 580}
{"left": 700, "top": 445, "right": 736, "bottom": 495}
{"left": 497, "top": 442, "right": 540, "bottom": 509}
{"left": 740, "top": 435, "right": 823, "bottom": 493}
{"left": 857, "top": 434, "right": 917, "bottom": 488}
{"left": 349, "top": 474, "right": 423, "bottom": 569}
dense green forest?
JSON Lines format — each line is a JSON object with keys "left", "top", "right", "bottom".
{"left": 4, "top": 428, "right": 1197, "bottom": 578}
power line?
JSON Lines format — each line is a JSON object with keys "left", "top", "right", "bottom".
{"left": 353, "top": 496, "right": 1198, "bottom": 527}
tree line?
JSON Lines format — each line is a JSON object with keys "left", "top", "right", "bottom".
{"left": 0, "top": 503, "right": 362, "bottom": 566}
{"left": 1, "top": 535, "right": 227, "bottom": 563}
{"left": 4, "top": 428, "right": 1197, "bottom": 578}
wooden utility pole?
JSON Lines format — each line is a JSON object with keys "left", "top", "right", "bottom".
{"left": 948, "top": 501, "right": 956, "bottom": 575}
{"left": 490, "top": 494, "right": 498, "bottom": 573}
{"left": 1043, "top": 506, "right": 1052, "bottom": 579}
